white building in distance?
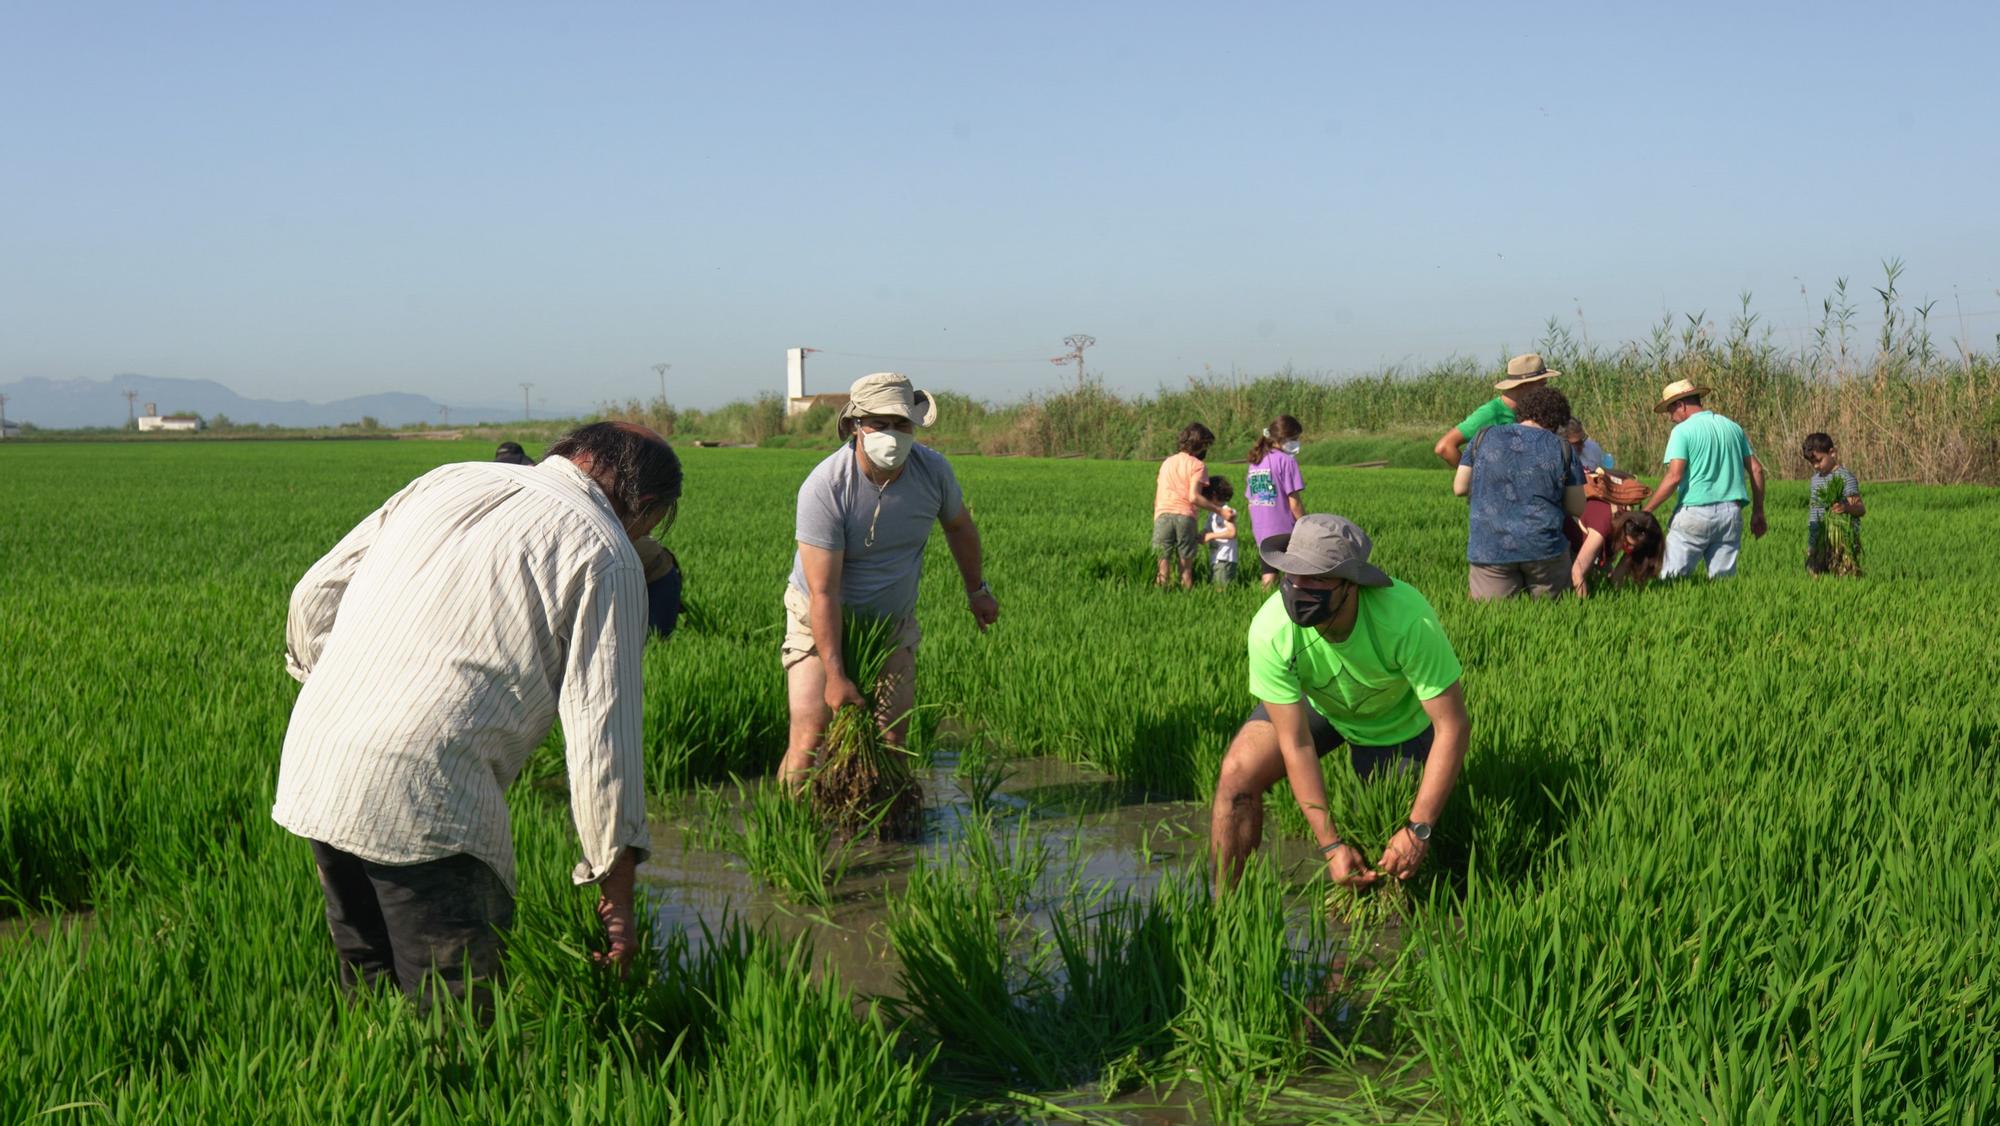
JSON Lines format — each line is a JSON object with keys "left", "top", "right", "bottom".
{"left": 137, "top": 403, "right": 202, "bottom": 432}
{"left": 785, "top": 347, "right": 849, "bottom": 418}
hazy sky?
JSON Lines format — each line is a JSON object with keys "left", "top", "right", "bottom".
{"left": 5, "top": 0, "right": 1996, "bottom": 410}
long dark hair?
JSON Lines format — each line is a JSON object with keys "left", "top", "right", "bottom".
{"left": 1611, "top": 509, "right": 1665, "bottom": 580}
{"left": 1247, "top": 415, "right": 1302, "bottom": 464}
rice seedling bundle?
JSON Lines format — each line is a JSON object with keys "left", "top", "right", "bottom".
{"left": 1810, "top": 473, "right": 1864, "bottom": 575}
{"left": 809, "top": 611, "right": 923, "bottom": 840}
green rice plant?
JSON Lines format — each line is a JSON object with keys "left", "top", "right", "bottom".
{"left": 714, "top": 777, "right": 868, "bottom": 909}
{"left": 1810, "top": 474, "right": 1864, "bottom": 575}
{"left": 812, "top": 611, "right": 923, "bottom": 840}
{"left": 1161, "top": 856, "right": 1340, "bottom": 1118}
{"left": 951, "top": 735, "right": 1014, "bottom": 816}
{"left": 952, "top": 807, "right": 1050, "bottom": 913}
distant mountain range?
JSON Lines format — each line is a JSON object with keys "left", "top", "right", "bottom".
{"left": 0, "top": 374, "right": 590, "bottom": 430}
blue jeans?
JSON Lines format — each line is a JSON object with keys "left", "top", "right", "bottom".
{"left": 1662, "top": 502, "right": 1743, "bottom": 579}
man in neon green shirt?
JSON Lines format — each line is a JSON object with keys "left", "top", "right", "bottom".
{"left": 1640, "top": 379, "right": 1767, "bottom": 579}
{"left": 1431, "top": 352, "right": 1560, "bottom": 468}
{"left": 1210, "top": 514, "right": 1470, "bottom": 892}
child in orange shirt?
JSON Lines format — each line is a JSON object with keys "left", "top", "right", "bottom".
{"left": 1153, "top": 422, "right": 1232, "bottom": 590}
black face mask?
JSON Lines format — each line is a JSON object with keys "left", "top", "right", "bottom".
{"left": 1280, "top": 576, "right": 1347, "bottom": 628}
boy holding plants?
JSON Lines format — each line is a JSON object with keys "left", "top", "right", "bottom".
{"left": 1803, "top": 431, "right": 1865, "bottom": 575}
{"left": 1209, "top": 514, "right": 1470, "bottom": 894}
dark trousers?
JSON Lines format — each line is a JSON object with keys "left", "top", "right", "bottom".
{"left": 309, "top": 841, "right": 514, "bottom": 1016}
{"left": 1245, "top": 703, "right": 1433, "bottom": 777}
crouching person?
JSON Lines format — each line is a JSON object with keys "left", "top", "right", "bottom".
{"left": 1211, "top": 514, "right": 1470, "bottom": 892}
{"left": 276, "top": 421, "right": 680, "bottom": 1014}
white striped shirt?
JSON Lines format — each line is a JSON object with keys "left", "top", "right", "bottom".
{"left": 274, "top": 455, "right": 650, "bottom": 893}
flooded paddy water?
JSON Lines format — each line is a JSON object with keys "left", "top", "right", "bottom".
{"left": 640, "top": 750, "right": 1428, "bottom": 1122}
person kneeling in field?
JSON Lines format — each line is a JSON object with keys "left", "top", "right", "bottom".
{"left": 780, "top": 373, "right": 1000, "bottom": 787}
{"left": 1211, "top": 514, "right": 1470, "bottom": 892}
{"left": 276, "top": 422, "right": 679, "bottom": 1013}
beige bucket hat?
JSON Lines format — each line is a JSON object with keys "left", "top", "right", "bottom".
{"left": 1652, "top": 378, "right": 1711, "bottom": 413}
{"left": 1493, "top": 352, "right": 1561, "bottom": 391}
{"left": 842, "top": 372, "right": 938, "bottom": 428}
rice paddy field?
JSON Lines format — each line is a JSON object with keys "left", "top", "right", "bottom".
{"left": 2, "top": 438, "right": 1995, "bottom": 1123}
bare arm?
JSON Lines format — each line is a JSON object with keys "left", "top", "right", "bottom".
{"left": 1375, "top": 683, "right": 1469, "bottom": 880}
{"left": 1264, "top": 700, "right": 1340, "bottom": 844}
{"left": 1452, "top": 464, "right": 1473, "bottom": 497}
{"left": 1286, "top": 492, "right": 1305, "bottom": 521}
{"left": 1434, "top": 428, "right": 1468, "bottom": 468}
{"left": 1643, "top": 460, "right": 1687, "bottom": 515}
{"left": 1746, "top": 455, "right": 1767, "bottom": 538}
{"left": 1262, "top": 699, "right": 1374, "bottom": 888}
{"left": 1203, "top": 517, "right": 1237, "bottom": 542}
{"left": 940, "top": 505, "right": 1000, "bottom": 630}
{"left": 1571, "top": 528, "right": 1606, "bottom": 596}
{"left": 798, "top": 542, "right": 862, "bottom": 707}
{"left": 1186, "top": 472, "right": 1232, "bottom": 517}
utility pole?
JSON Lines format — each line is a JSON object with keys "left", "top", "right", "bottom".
{"left": 124, "top": 389, "right": 138, "bottom": 427}
{"left": 520, "top": 382, "right": 534, "bottom": 421}
{"left": 438, "top": 405, "right": 450, "bottom": 428}
{"left": 652, "top": 362, "right": 671, "bottom": 405}
{"left": 0, "top": 393, "right": 9, "bottom": 437}
{"left": 1049, "top": 334, "right": 1096, "bottom": 392}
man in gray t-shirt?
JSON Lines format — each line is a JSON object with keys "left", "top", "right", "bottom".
{"left": 780, "top": 373, "right": 1001, "bottom": 787}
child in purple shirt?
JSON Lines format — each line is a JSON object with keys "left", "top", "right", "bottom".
{"left": 1243, "top": 415, "right": 1307, "bottom": 588}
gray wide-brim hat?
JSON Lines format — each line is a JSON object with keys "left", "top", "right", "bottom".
{"left": 841, "top": 371, "right": 938, "bottom": 428}
{"left": 1257, "top": 513, "right": 1392, "bottom": 586}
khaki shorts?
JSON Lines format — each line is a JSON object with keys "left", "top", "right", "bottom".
{"left": 780, "top": 585, "right": 922, "bottom": 670}
{"left": 1468, "top": 554, "right": 1569, "bottom": 601}
{"left": 1152, "top": 513, "right": 1200, "bottom": 561}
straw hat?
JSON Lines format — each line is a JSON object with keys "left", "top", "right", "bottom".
{"left": 841, "top": 372, "right": 938, "bottom": 428}
{"left": 1493, "top": 353, "right": 1560, "bottom": 391}
{"left": 1652, "top": 379, "right": 1710, "bottom": 414}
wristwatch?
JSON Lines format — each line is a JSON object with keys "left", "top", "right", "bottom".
{"left": 966, "top": 581, "right": 993, "bottom": 602}
{"left": 1405, "top": 820, "right": 1433, "bottom": 842}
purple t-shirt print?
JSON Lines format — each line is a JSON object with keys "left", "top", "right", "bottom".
{"left": 1244, "top": 452, "right": 1304, "bottom": 544}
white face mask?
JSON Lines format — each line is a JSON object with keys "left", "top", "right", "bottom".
{"left": 860, "top": 428, "right": 914, "bottom": 470}
{"left": 1281, "top": 440, "right": 1301, "bottom": 457}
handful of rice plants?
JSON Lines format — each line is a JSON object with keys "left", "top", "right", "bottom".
{"left": 810, "top": 611, "right": 923, "bottom": 840}
{"left": 1810, "top": 475, "right": 1864, "bottom": 576}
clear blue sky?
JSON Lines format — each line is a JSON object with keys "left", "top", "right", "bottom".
{"left": 4, "top": 0, "right": 1996, "bottom": 411}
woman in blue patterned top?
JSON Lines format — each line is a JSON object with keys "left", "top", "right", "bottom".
{"left": 1452, "top": 384, "right": 1586, "bottom": 600}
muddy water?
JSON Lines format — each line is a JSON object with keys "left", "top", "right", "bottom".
{"left": 643, "top": 752, "right": 1210, "bottom": 999}
{"left": 641, "top": 752, "right": 1409, "bottom": 1122}
{"left": 641, "top": 752, "right": 1346, "bottom": 993}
